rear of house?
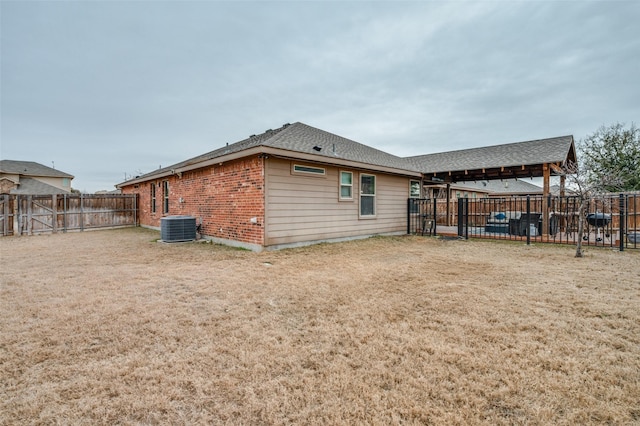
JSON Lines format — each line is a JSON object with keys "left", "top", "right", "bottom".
{"left": 118, "top": 123, "right": 422, "bottom": 251}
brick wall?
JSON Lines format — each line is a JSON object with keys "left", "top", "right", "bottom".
{"left": 121, "top": 156, "right": 265, "bottom": 246}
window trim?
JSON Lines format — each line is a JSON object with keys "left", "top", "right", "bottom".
{"left": 339, "top": 171, "right": 353, "bottom": 201}
{"left": 292, "top": 164, "right": 326, "bottom": 176}
{"left": 150, "top": 182, "right": 156, "bottom": 213}
{"left": 409, "top": 180, "right": 421, "bottom": 198}
{"left": 359, "top": 173, "right": 376, "bottom": 218}
{"left": 162, "top": 180, "right": 169, "bottom": 214}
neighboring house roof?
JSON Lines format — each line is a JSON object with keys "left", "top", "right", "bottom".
{"left": 454, "top": 179, "right": 543, "bottom": 195}
{"left": 6, "top": 177, "right": 69, "bottom": 195}
{"left": 0, "top": 160, "right": 74, "bottom": 178}
{"left": 407, "top": 135, "right": 576, "bottom": 182}
{"left": 118, "top": 122, "right": 422, "bottom": 187}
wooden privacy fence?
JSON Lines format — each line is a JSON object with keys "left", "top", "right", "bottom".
{"left": 0, "top": 194, "right": 138, "bottom": 236}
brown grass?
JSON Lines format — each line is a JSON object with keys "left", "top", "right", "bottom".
{"left": 1, "top": 228, "right": 639, "bottom": 425}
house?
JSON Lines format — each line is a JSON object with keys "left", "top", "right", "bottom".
{"left": 117, "top": 123, "right": 423, "bottom": 251}
{"left": 117, "top": 122, "right": 576, "bottom": 250}
{"left": 0, "top": 160, "right": 74, "bottom": 195}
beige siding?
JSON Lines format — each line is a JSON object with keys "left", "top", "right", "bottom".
{"left": 265, "top": 158, "right": 410, "bottom": 246}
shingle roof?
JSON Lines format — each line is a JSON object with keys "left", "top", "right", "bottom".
{"left": 262, "top": 123, "right": 419, "bottom": 171}
{"left": 0, "top": 160, "right": 74, "bottom": 178}
{"left": 120, "top": 123, "right": 576, "bottom": 187}
{"left": 7, "top": 177, "right": 71, "bottom": 194}
{"left": 130, "top": 122, "right": 420, "bottom": 182}
{"left": 406, "top": 135, "right": 576, "bottom": 175}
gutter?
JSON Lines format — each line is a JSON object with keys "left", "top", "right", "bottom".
{"left": 117, "top": 146, "right": 422, "bottom": 188}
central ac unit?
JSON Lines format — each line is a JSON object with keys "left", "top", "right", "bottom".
{"left": 160, "top": 216, "right": 196, "bottom": 242}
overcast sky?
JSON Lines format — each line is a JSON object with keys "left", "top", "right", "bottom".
{"left": 2, "top": 1, "right": 639, "bottom": 192}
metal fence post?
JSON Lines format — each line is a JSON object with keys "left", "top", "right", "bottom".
{"left": 526, "top": 195, "right": 531, "bottom": 245}
{"left": 465, "top": 198, "right": 469, "bottom": 240}
{"left": 407, "top": 198, "right": 411, "bottom": 235}
{"left": 619, "top": 193, "right": 625, "bottom": 251}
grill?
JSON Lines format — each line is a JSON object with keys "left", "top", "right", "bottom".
{"left": 586, "top": 212, "right": 611, "bottom": 242}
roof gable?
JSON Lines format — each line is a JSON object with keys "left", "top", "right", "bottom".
{"left": 0, "top": 160, "right": 74, "bottom": 178}
{"left": 126, "top": 122, "right": 420, "bottom": 184}
{"left": 6, "top": 177, "right": 71, "bottom": 195}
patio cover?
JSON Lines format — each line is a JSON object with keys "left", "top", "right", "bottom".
{"left": 407, "top": 135, "right": 577, "bottom": 234}
{"left": 407, "top": 135, "right": 577, "bottom": 184}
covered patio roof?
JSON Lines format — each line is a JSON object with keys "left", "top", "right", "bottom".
{"left": 407, "top": 135, "right": 577, "bottom": 183}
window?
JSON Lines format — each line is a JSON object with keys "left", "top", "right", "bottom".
{"left": 162, "top": 180, "right": 169, "bottom": 214}
{"left": 409, "top": 180, "right": 421, "bottom": 214}
{"left": 62, "top": 178, "right": 70, "bottom": 187}
{"left": 360, "top": 174, "right": 376, "bottom": 217}
{"left": 293, "top": 164, "right": 325, "bottom": 176}
{"left": 410, "top": 180, "right": 421, "bottom": 198}
{"left": 340, "top": 171, "right": 353, "bottom": 200}
{"left": 150, "top": 182, "right": 156, "bottom": 213}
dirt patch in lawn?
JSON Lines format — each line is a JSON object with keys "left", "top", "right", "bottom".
{"left": 1, "top": 228, "right": 639, "bottom": 425}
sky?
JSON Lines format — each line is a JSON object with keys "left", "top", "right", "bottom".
{"left": 1, "top": 1, "right": 639, "bottom": 193}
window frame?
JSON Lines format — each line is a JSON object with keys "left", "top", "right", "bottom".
{"left": 409, "top": 180, "right": 421, "bottom": 198}
{"left": 409, "top": 180, "right": 421, "bottom": 214}
{"left": 162, "top": 180, "right": 169, "bottom": 214}
{"left": 339, "top": 171, "right": 353, "bottom": 201}
{"left": 150, "top": 182, "right": 156, "bottom": 213}
{"left": 292, "top": 164, "right": 326, "bottom": 176}
{"left": 359, "top": 173, "right": 376, "bottom": 218}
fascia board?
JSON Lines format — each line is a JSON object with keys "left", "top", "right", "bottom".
{"left": 118, "top": 146, "right": 422, "bottom": 188}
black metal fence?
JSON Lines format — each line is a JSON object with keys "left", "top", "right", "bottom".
{"left": 408, "top": 193, "right": 639, "bottom": 250}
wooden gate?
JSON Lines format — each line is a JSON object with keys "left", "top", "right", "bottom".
{"left": 1, "top": 195, "right": 14, "bottom": 236}
{"left": 1, "top": 194, "right": 138, "bottom": 236}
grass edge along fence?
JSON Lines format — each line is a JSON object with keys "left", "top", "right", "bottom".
{"left": 0, "top": 193, "right": 138, "bottom": 236}
{"left": 408, "top": 193, "right": 639, "bottom": 250}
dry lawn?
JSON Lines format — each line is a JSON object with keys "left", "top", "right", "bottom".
{"left": 1, "top": 228, "right": 639, "bottom": 425}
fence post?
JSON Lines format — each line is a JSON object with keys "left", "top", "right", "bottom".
{"left": 457, "top": 198, "right": 469, "bottom": 239}
{"left": 619, "top": 193, "right": 625, "bottom": 252}
{"left": 63, "top": 194, "right": 67, "bottom": 233}
{"left": 407, "top": 198, "right": 411, "bottom": 235}
{"left": 26, "top": 195, "right": 33, "bottom": 235}
{"left": 433, "top": 197, "right": 438, "bottom": 236}
{"left": 465, "top": 198, "right": 469, "bottom": 240}
{"left": 526, "top": 195, "right": 531, "bottom": 245}
{"left": 51, "top": 194, "right": 57, "bottom": 233}
{"left": 80, "top": 194, "right": 84, "bottom": 231}
{"left": 2, "top": 194, "right": 8, "bottom": 236}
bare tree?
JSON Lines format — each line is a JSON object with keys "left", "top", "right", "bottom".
{"left": 562, "top": 160, "right": 624, "bottom": 257}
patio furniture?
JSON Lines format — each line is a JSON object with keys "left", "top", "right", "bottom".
{"left": 485, "top": 211, "right": 520, "bottom": 234}
{"left": 509, "top": 213, "right": 542, "bottom": 236}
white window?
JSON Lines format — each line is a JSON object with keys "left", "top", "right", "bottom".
{"left": 150, "top": 182, "right": 156, "bottom": 213}
{"left": 410, "top": 180, "right": 421, "bottom": 198}
{"left": 163, "top": 180, "right": 169, "bottom": 214}
{"left": 409, "top": 180, "right": 421, "bottom": 214}
{"left": 360, "top": 174, "right": 376, "bottom": 217}
{"left": 293, "top": 164, "right": 325, "bottom": 176}
{"left": 340, "top": 171, "right": 353, "bottom": 200}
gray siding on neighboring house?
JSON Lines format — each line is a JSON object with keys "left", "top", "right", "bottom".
{"left": 265, "top": 158, "right": 410, "bottom": 247}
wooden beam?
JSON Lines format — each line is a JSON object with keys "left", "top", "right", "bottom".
{"left": 550, "top": 163, "right": 564, "bottom": 174}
